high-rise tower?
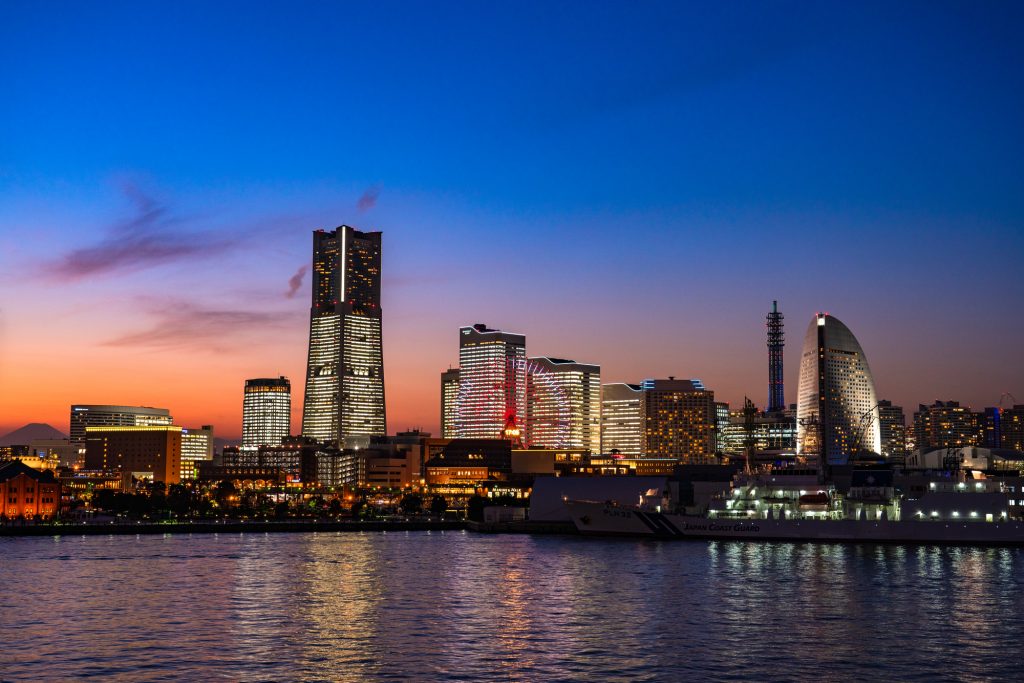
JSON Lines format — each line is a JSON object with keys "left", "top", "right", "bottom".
{"left": 301, "top": 226, "right": 386, "bottom": 446}
{"left": 767, "top": 300, "right": 784, "bottom": 413}
{"left": 525, "top": 357, "right": 601, "bottom": 451}
{"left": 455, "top": 324, "right": 526, "bottom": 439}
{"left": 243, "top": 377, "right": 291, "bottom": 448}
{"left": 440, "top": 368, "right": 460, "bottom": 439}
{"left": 796, "top": 313, "right": 880, "bottom": 465}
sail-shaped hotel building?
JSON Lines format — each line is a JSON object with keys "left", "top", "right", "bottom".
{"left": 796, "top": 313, "right": 881, "bottom": 465}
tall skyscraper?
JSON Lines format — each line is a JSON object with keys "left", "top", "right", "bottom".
{"left": 641, "top": 378, "right": 717, "bottom": 463}
{"left": 525, "top": 357, "right": 601, "bottom": 452}
{"left": 796, "top": 313, "right": 881, "bottom": 465}
{"left": 455, "top": 324, "right": 526, "bottom": 439}
{"left": 877, "top": 400, "right": 906, "bottom": 458}
{"left": 440, "top": 368, "right": 460, "bottom": 439}
{"left": 70, "top": 405, "right": 172, "bottom": 443}
{"left": 767, "top": 300, "right": 785, "bottom": 413}
{"left": 301, "top": 226, "right": 386, "bottom": 446}
{"left": 243, "top": 377, "right": 291, "bottom": 448}
{"left": 600, "top": 383, "right": 643, "bottom": 455}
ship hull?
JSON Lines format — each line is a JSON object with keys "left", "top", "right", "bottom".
{"left": 566, "top": 501, "right": 1024, "bottom": 545}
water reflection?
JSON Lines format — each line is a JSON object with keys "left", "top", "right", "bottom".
{"left": 0, "top": 535, "right": 1022, "bottom": 682}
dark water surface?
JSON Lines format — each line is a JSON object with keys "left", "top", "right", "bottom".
{"left": 1, "top": 531, "right": 1022, "bottom": 681}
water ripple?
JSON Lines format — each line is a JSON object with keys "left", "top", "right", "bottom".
{"left": 1, "top": 534, "right": 1022, "bottom": 681}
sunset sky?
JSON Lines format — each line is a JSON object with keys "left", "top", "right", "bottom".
{"left": 2, "top": 1, "right": 1022, "bottom": 439}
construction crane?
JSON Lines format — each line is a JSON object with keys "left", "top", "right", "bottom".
{"left": 848, "top": 402, "right": 884, "bottom": 461}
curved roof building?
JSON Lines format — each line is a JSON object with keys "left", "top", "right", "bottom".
{"left": 796, "top": 313, "right": 881, "bottom": 464}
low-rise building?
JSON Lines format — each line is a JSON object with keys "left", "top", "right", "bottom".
{"left": 1, "top": 460, "right": 61, "bottom": 519}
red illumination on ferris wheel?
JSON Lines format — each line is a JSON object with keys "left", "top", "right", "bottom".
{"left": 454, "top": 357, "right": 571, "bottom": 446}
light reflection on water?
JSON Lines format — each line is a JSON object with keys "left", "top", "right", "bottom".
{"left": 1, "top": 532, "right": 1022, "bottom": 681}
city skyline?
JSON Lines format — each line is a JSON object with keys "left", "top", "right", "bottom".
{"left": 2, "top": 2, "right": 1023, "bottom": 438}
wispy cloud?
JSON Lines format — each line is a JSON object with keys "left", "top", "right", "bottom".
{"left": 49, "top": 183, "right": 237, "bottom": 281}
{"left": 285, "top": 264, "right": 308, "bottom": 299}
{"left": 357, "top": 185, "right": 381, "bottom": 212}
{"left": 103, "top": 300, "right": 301, "bottom": 353}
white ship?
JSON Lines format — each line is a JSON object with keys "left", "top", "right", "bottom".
{"left": 565, "top": 466, "right": 1024, "bottom": 545}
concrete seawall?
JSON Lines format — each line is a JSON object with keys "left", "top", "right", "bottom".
{"left": 0, "top": 520, "right": 466, "bottom": 537}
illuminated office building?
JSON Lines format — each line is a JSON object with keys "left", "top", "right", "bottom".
{"left": 243, "top": 377, "right": 291, "bottom": 448}
{"left": 301, "top": 227, "right": 386, "bottom": 446}
{"left": 70, "top": 405, "right": 172, "bottom": 443}
{"left": 715, "top": 401, "right": 730, "bottom": 453}
{"left": 719, "top": 409, "right": 797, "bottom": 455}
{"left": 441, "top": 368, "right": 460, "bottom": 439}
{"left": 600, "top": 383, "right": 643, "bottom": 455}
{"left": 641, "top": 378, "right": 717, "bottom": 463}
{"left": 525, "top": 357, "right": 600, "bottom": 452}
{"left": 180, "top": 425, "right": 215, "bottom": 481}
{"left": 455, "top": 324, "right": 526, "bottom": 439}
{"left": 796, "top": 313, "right": 881, "bottom": 464}
{"left": 877, "top": 400, "right": 906, "bottom": 458}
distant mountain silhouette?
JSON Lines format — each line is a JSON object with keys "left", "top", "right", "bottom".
{"left": 0, "top": 423, "right": 68, "bottom": 446}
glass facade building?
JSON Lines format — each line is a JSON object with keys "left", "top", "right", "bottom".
{"left": 600, "top": 383, "right": 643, "bottom": 456}
{"left": 301, "top": 227, "right": 386, "bottom": 446}
{"left": 796, "top": 313, "right": 881, "bottom": 464}
{"left": 181, "top": 425, "right": 214, "bottom": 481}
{"left": 455, "top": 324, "right": 526, "bottom": 440}
{"left": 242, "top": 377, "right": 291, "bottom": 448}
{"left": 440, "top": 368, "right": 460, "bottom": 439}
{"left": 525, "top": 357, "right": 600, "bottom": 452}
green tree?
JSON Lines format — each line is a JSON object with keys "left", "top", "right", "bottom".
{"left": 429, "top": 495, "right": 447, "bottom": 518}
{"left": 399, "top": 493, "right": 423, "bottom": 515}
{"left": 214, "top": 480, "right": 238, "bottom": 508}
{"left": 466, "top": 495, "right": 488, "bottom": 522}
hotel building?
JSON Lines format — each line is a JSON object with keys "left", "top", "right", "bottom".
{"left": 70, "top": 405, "right": 172, "bottom": 443}
{"left": 84, "top": 425, "right": 183, "bottom": 485}
{"left": 301, "top": 226, "right": 386, "bottom": 446}
{"left": 243, "top": 377, "right": 291, "bottom": 448}
{"left": 455, "top": 324, "right": 526, "bottom": 439}
{"left": 796, "top": 313, "right": 881, "bottom": 464}
{"left": 641, "top": 378, "right": 717, "bottom": 463}
{"left": 525, "top": 357, "right": 600, "bottom": 452}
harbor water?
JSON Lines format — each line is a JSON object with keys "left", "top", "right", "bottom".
{"left": 1, "top": 531, "right": 1022, "bottom": 681}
